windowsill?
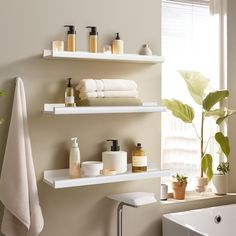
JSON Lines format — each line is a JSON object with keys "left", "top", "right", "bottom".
{"left": 160, "top": 191, "right": 236, "bottom": 205}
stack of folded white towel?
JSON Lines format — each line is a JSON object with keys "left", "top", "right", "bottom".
{"left": 76, "top": 79, "right": 138, "bottom": 100}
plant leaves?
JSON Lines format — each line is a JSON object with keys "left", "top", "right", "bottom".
{"left": 205, "top": 108, "right": 226, "bottom": 117}
{"left": 215, "top": 132, "right": 230, "bottom": 157}
{"left": 203, "top": 90, "right": 229, "bottom": 111}
{"left": 162, "top": 99, "right": 194, "bottom": 123}
{"left": 201, "top": 154, "right": 213, "bottom": 180}
{"left": 216, "top": 109, "right": 236, "bottom": 125}
{"left": 178, "top": 70, "right": 210, "bottom": 105}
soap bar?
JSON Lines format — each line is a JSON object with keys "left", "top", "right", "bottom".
{"left": 102, "top": 151, "right": 127, "bottom": 173}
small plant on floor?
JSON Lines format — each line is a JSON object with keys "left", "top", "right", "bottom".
{"left": 162, "top": 71, "right": 236, "bottom": 182}
{"left": 217, "top": 161, "right": 230, "bottom": 175}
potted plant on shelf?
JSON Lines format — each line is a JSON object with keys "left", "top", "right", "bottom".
{"left": 212, "top": 161, "right": 229, "bottom": 195}
{"left": 162, "top": 71, "right": 235, "bottom": 192}
{"left": 172, "top": 173, "right": 188, "bottom": 200}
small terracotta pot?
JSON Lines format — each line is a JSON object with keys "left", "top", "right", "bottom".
{"left": 172, "top": 181, "right": 187, "bottom": 200}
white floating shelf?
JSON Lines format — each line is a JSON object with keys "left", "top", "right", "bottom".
{"left": 43, "top": 103, "right": 166, "bottom": 115}
{"left": 43, "top": 49, "right": 164, "bottom": 64}
{"left": 43, "top": 167, "right": 170, "bottom": 189}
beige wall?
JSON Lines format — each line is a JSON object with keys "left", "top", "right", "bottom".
{"left": 0, "top": 0, "right": 236, "bottom": 236}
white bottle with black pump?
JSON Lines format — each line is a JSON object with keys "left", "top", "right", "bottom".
{"left": 102, "top": 139, "right": 127, "bottom": 173}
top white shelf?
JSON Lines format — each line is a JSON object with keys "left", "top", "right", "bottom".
{"left": 43, "top": 49, "right": 164, "bottom": 64}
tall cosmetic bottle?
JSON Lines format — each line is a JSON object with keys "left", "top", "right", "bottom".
{"left": 86, "top": 26, "right": 98, "bottom": 53}
{"left": 64, "top": 25, "right": 76, "bottom": 51}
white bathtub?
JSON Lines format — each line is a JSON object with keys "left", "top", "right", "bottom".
{"left": 163, "top": 203, "right": 236, "bottom": 236}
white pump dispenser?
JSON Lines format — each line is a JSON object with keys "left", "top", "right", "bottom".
{"left": 69, "top": 137, "right": 81, "bottom": 178}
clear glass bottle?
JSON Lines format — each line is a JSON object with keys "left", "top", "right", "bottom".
{"left": 65, "top": 78, "right": 75, "bottom": 107}
{"left": 132, "top": 143, "right": 147, "bottom": 172}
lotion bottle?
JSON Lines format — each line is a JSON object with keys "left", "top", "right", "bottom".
{"left": 102, "top": 139, "right": 127, "bottom": 173}
{"left": 64, "top": 25, "right": 76, "bottom": 52}
{"left": 86, "top": 26, "right": 98, "bottom": 53}
{"left": 112, "top": 33, "right": 124, "bottom": 54}
{"left": 132, "top": 143, "right": 147, "bottom": 172}
{"left": 65, "top": 78, "right": 75, "bottom": 107}
{"left": 69, "top": 137, "right": 81, "bottom": 178}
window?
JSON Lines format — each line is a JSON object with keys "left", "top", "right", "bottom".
{"left": 161, "top": 0, "right": 226, "bottom": 189}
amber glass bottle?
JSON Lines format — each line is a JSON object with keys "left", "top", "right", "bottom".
{"left": 132, "top": 143, "right": 147, "bottom": 172}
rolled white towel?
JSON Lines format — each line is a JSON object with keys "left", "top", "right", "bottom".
{"left": 76, "top": 79, "right": 138, "bottom": 93}
{"left": 79, "top": 90, "right": 139, "bottom": 100}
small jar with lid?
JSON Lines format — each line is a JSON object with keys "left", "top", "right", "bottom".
{"left": 132, "top": 143, "right": 147, "bottom": 172}
{"left": 139, "top": 44, "right": 152, "bottom": 56}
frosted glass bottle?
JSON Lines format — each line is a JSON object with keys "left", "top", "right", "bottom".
{"left": 132, "top": 143, "right": 147, "bottom": 172}
{"left": 69, "top": 137, "right": 81, "bottom": 178}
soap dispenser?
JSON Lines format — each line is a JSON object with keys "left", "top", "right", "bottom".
{"left": 112, "top": 33, "right": 124, "bottom": 54}
{"left": 69, "top": 137, "right": 81, "bottom": 178}
{"left": 64, "top": 25, "right": 76, "bottom": 52}
{"left": 86, "top": 26, "right": 98, "bottom": 53}
{"left": 65, "top": 78, "right": 75, "bottom": 107}
{"left": 102, "top": 139, "right": 127, "bottom": 173}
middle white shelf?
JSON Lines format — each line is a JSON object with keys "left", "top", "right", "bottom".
{"left": 43, "top": 103, "right": 166, "bottom": 115}
{"left": 43, "top": 167, "right": 170, "bottom": 189}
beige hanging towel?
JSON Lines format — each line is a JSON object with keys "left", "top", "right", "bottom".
{"left": 0, "top": 77, "right": 44, "bottom": 236}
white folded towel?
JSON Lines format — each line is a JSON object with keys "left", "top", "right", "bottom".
{"left": 79, "top": 90, "right": 139, "bottom": 100}
{"left": 0, "top": 77, "right": 44, "bottom": 236}
{"left": 76, "top": 79, "right": 138, "bottom": 92}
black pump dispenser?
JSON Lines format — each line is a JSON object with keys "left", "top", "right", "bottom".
{"left": 67, "top": 78, "right": 72, "bottom": 87}
{"left": 64, "top": 25, "right": 76, "bottom": 34}
{"left": 107, "top": 139, "right": 120, "bottom": 151}
{"left": 115, "top": 33, "right": 121, "bottom": 40}
{"left": 86, "top": 26, "right": 98, "bottom": 35}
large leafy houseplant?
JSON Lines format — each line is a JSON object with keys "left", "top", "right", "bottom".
{"left": 162, "top": 71, "right": 235, "bottom": 181}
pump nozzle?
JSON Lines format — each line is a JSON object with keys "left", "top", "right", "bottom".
{"left": 64, "top": 25, "right": 76, "bottom": 34}
{"left": 115, "top": 33, "right": 121, "bottom": 40}
{"left": 71, "top": 137, "right": 78, "bottom": 148}
{"left": 67, "top": 78, "right": 72, "bottom": 87}
{"left": 86, "top": 26, "right": 98, "bottom": 35}
{"left": 107, "top": 139, "right": 120, "bottom": 151}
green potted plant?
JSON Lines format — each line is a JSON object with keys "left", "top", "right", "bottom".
{"left": 162, "top": 71, "right": 235, "bottom": 192}
{"left": 212, "top": 161, "right": 229, "bottom": 195}
{"left": 172, "top": 173, "right": 188, "bottom": 200}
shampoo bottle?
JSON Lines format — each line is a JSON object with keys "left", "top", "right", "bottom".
{"left": 132, "top": 143, "right": 147, "bottom": 172}
{"left": 102, "top": 139, "right": 127, "bottom": 173}
{"left": 69, "top": 137, "right": 81, "bottom": 178}
{"left": 65, "top": 78, "right": 75, "bottom": 107}
{"left": 64, "top": 25, "right": 76, "bottom": 52}
{"left": 86, "top": 26, "right": 98, "bottom": 53}
{"left": 112, "top": 33, "right": 124, "bottom": 54}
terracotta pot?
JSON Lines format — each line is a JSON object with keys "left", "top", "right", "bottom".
{"left": 172, "top": 181, "right": 187, "bottom": 200}
{"left": 212, "top": 174, "right": 228, "bottom": 195}
{"left": 195, "top": 177, "right": 208, "bottom": 193}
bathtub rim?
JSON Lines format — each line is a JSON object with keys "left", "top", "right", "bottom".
{"left": 162, "top": 203, "right": 236, "bottom": 235}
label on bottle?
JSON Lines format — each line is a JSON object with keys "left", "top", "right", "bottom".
{"left": 65, "top": 96, "right": 74, "bottom": 104}
{"left": 132, "top": 156, "right": 147, "bottom": 167}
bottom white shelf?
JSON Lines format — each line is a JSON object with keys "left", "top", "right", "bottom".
{"left": 43, "top": 166, "right": 170, "bottom": 189}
